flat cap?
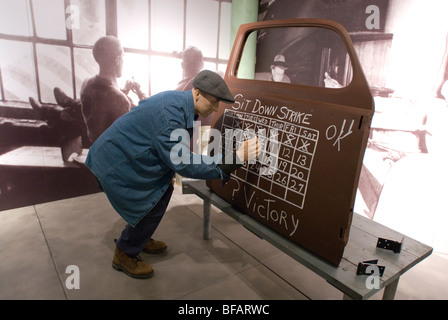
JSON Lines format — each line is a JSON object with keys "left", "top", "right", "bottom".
{"left": 192, "top": 70, "right": 235, "bottom": 104}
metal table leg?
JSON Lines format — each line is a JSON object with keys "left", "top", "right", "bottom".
{"left": 382, "top": 277, "right": 399, "bottom": 300}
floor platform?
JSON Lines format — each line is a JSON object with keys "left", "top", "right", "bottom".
{"left": 0, "top": 185, "right": 447, "bottom": 300}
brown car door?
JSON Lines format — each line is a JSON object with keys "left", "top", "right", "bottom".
{"left": 207, "top": 19, "right": 374, "bottom": 266}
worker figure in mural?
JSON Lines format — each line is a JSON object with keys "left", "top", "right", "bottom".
{"left": 28, "top": 36, "right": 145, "bottom": 160}
{"left": 80, "top": 35, "right": 146, "bottom": 145}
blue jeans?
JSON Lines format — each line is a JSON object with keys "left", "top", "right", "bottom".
{"left": 115, "top": 184, "right": 174, "bottom": 257}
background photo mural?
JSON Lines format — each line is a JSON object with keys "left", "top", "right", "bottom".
{"left": 257, "top": 0, "right": 448, "bottom": 255}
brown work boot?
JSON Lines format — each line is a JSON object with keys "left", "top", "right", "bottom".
{"left": 142, "top": 238, "right": 167, "bottom": 254}
{"left": 112, "top": 246, "right": 154, "bottom": 279}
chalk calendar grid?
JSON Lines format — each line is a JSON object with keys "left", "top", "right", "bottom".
{"left": 221, "top": 109, "right": 319, "bottom": 209}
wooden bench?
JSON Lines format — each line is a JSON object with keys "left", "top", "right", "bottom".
{"left": 182, "top": 179, "right": 433, "bottom": 300}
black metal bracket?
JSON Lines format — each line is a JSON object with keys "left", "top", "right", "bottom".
{"left": 376, "top": 237, "right": 403, "bottom": 253}
{"left": 356, "top": 259, "right": 385, "bottom": 277}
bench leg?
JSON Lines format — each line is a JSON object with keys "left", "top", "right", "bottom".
{"left": 382, "top": 277, "right": 399, "bottom": 300}
{"left": 203, "top": 198, "right": 211, "bottom": 240}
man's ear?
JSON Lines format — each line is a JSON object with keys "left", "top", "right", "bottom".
{"left": 193, "top": 88, "right": 200, "bottom": 101}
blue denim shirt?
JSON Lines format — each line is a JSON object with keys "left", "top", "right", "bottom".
{"left": 85, "top": 90, "right": 226, "bottom": 227}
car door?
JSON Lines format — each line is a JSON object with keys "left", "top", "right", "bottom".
{"left": 206, "top": 19, "right": 374, "bottom": 266}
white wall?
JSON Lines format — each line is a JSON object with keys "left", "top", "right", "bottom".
{"left": 385, "top": 0, "right": 448, "bottom": 99}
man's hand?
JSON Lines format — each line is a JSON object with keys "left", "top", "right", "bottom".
{"left": 236, "top": 136, "right": 260, "bottom": 162}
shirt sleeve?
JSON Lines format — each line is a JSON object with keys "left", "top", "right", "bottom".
{"left": 153, "top": 125, "right": 228, "bottom": 181}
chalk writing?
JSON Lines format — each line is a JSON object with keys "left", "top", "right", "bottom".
{"left": 243, "top": 186, "right": 299, "bottom": 236}
{"left": 325, "top": 119, "right": 354, "bottom": 151}
{"left": 232, "top": 94, "right": 313, "bottom": 126}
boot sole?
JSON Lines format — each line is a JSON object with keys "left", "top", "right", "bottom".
{"left": 112, "top": 263, "right": 154, "bottom": 279}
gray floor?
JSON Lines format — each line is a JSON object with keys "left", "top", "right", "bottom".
{"left": 1, "top": 185, "right": 447, "bottom": 300}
